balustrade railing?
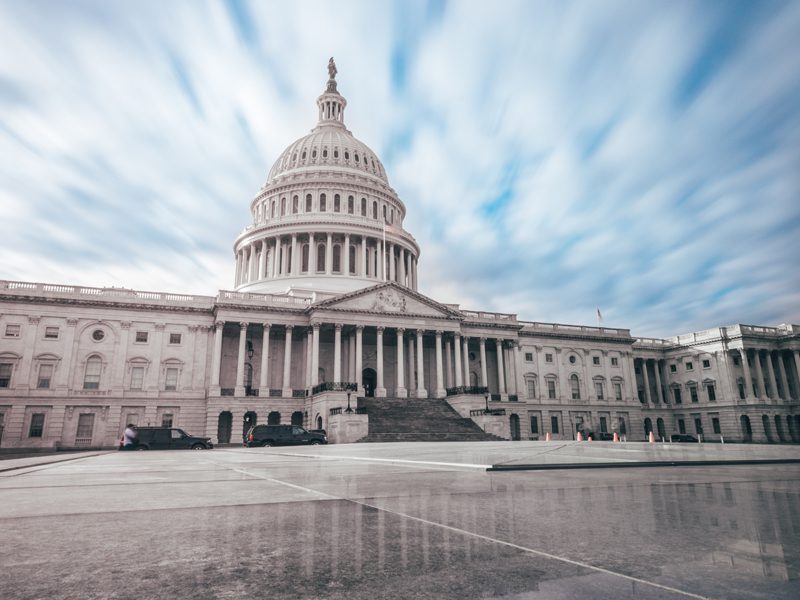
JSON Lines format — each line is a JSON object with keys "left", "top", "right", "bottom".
{"left": 245, "top": 388, "right": 259, "bottom": 397}
{"left": 330, "top": 407, "right": 343, "bottom": 416}
{"left": 292, "top": 389, "right": 308, "bottom": 398}
{"left": 470, "top": 408, "right": 506, "bottom": 417}
{"left": 508, "top": 394, "right": 518, "bottom": 402}
{"left": 269, "top": 389, "right": 282, "bottom": 397}
{"left": 445, "top": 386, "right": 489, "bottom": 396}
{"left": 312, "top": 382, "right": 358, "bottom": 395}
{"left": 221, "top": 388, "right": 234, "bottom": 396}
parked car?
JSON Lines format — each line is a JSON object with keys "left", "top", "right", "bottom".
{"left": 594, "top": 432, "right": 615, "bottom": 441}
{"left": 130, "top": 427, "right": 213, "bottom": 450}
{"left": 245, "top": 425, "right": 327, "bottom": 447}
{"left": 670, "top": 434, "right": 699, "bottom": 443}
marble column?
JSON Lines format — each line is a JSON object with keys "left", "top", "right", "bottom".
{"left": 776, "top": 352, "right": 790, "bottom": 400}
{"left": 259, "top": 241, "right": 267, "bottom": 280}
{"left": 462, "top": 336, "right": 470, "bottom": 387}
{"left": 311, "top": 324, "right": 321, "bottom": 387}
{"left": 495, "top": 339, "right": 506, "bottom": 395}
{"left": 793, "top": 351, "right": 800, "bottom": 399}
{"left": 235, "top": 322, "right": 248, "bottom": 396}
{"left": 334, "top": 324, "right": 342, "bottom": 383}
{"left": 416, "top": 330, "right": 427, "bottom": 398}
{"left": 361, "top": 237, "right": 367, "bottom": 277}
{"left": 282, "top": 325, "right": 293, "bottom": 397}
{"left": 453, "top": 334, "right": 463, "bottom": 387}
{"left": 280, "top": 238, "right": 288, "bottom": 275}
{"left": 741, "top": 350, "right": 754, "bottom": 400}
{"left": 344, "top": 234, "right": 351, "bottom": 276}
{"left": 754, "top": 350, "right": 765, "bottom": 399}
{"left": 654, "top": 360, "right": 664, "bottom": 403}
{"left": 434, "top": 331, "right": 445, "bottom": 398}
{"left": 444, "top": 335, "right": 453, "bottom": 389}
{"left": 309, "top": 233, "right": 317, "bottom": 273}
{"left": 326, "top": 233, "right": 333, "bottom": 274}
{"left": 396, "top": 328, "right": 407, "bottom": 398}
{"left": 399, "top": 248, "right": 406, "bottom": 286}
{"left": 479, "top": 338, "right": 488, "bottom": 388}
{"left": 355, "top": 326, "right": 364, "bottom": 392}
{"left": 291, "top": 234, "right": 298, "bottom": 275}
{"left": 766, "top": 351, "right": 779, "bottom": 400}
{"left": 641, "top": 359, "right": 652, "bottom": 403}
{"left": 211, "top": 321, "right": 224, "bottom": 389}
{"left": 512, "top": 342, "right": 522, "bottom": 396}
{"left": 389, "top": 244, "right": 396, "bottom": 282}
{"left": 259, "top": 324, "right": 271, "bottom": 392}
{"left": 305, "top": 327, "right": 313, "bottom": 389}
{"left": 376, "top": 327, "right": 386, "bottom": 397}
{"left": 406, "top": 253, "right": 412, "bottom": 288}
{"left": 407, "top": 335, "right": 416, "bottom": 393}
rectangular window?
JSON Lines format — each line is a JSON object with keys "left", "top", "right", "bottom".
{"left": 707, "top": 384, "right": 716, "bottom": 401}
{"left": 686, "top": 362, "right": 694, "bottom": 371}
{"left": 0, "top": 363, "right": 11, "bottom": 388}
{"left": 678, "top": 419, "right": 686, "bottom": 434}
{"left": 600, "top": 416, "right": 608, "bottom": 433}
{"left": 130, "top": 367, "right": 144, "bottom": 390}
{"left": 75, "top": 413, "right": 95, "bottom": 441}
{"left": 702, "top": 359, "right": 710, "bottom": 369}
{"left": 547, "top": 380, "right": 556, "bottom": 399}
{"left": 571, "top": 378, "right": 580, "bottom": 400}
{"left": 169, "top": 333, "right": 181, "bottom": 345}
{"left": 525, "top": 352, "right": 533, "bottom": 362}
{"left": 83, "top": 360, "right": 101, "bottom": 390}
{"left": 44, "top": 326, "right": 59, "bottom": 339}
{"left": 618, "top": 417, "right": 627, "bottom": 435}
{"left": 37, "top": 364, "right": 53, "bottom": 389}
{"left": 161, "top": 414, "right": 173, "bottom": 428}
{"left": 690, "top": 386, "right": 698, "bottom": 403}
{"left": 135, "top": 331, "right": 148, "bottom": 343}
{"left": 738, "top": 382, "right": 745, "bottom": 399}
{"left": 712, "top": 417, "right": 721, "bottom": 434}
{"left": 164, "top": 368, "right": 178, "bottom": 391}
{"left": 530, "top": 416, "right": 539, "bottom": 434}
{"left": 595, "top": 382, "right": 604, "bottom": 400}
{"left": 593, "top": 356, "right": 600, "bottom": 366}
{"left": 545, "top": 353, "right": 553, "bottom": 363}
{"left": 29, "top": 413, "right": 45, "bottom": 437}
{"left": 550, "top": 415, "right": 560, "bottom": 434}
{"left": 670, "top": 364, "right": 677, "bottom": 373}
{"left": 611, "top": 357, "right": 618, "bottom": 366}
{"left": 614, "top": 383, "right": 622, "bottom": 401}
{"left": 694, "top": 417, "right": 703, "bottom": 435}
{"left": 674, "top": 388, "right": 682, "bottom": 404}
{"left": 526, "top": 379, "right": 536, "bottom": 399}
{"left": 5, "top": 324, "right": 20, "bottom": 337}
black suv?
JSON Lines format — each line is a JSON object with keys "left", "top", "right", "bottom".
{"left": 245, "top": 425, "right": 327, "bottom": 447}
{"left": 132, "top": 427, "right": 213, "bottom": 450}
{"left": 670, "top": 434, "right": 699, "bottom": 443}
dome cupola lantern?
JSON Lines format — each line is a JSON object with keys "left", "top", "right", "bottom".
{"left": 232, "top": 59, "right": 421, "bottom": 298}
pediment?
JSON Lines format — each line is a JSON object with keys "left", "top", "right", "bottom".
{"left": 311, "top": 282, "right": 460, "bottom": 319}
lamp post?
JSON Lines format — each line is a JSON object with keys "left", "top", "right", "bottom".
{"left": 484, "top": 392, "right": 490, "bottom": 414}
{"left": 345, "top": 391, "right": 353, "bottom": 413}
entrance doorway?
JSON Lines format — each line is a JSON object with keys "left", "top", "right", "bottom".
{"left": 217, "top": 411, "right": 232, "bottom": 444}
{"left": 644, "top": 418, "right": 653, "bottom": 436}
{"left": 740, "top": 415, "right": 752, "bottom": 442}
{"left": 291, "top": 411, "right": 304, "bottom": 427}
{"left": 656, "top": 418, "right": 666, "bottom": 441}
{"left": 510, "top": 414, "right": 520, "bottom": 441}
{"left": 268, "top": 411, "right": 281, "bottom": 425}
{"left": 362, "top": 368, "right": 377, "bottom": 397}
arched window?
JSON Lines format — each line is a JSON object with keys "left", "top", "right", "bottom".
{"left": 332, "top": 244, "right": 341, "bottom": 272}
{"left": 305, "top": 194, "right": 312, "bottom": 212}
{"left": 317, "top": 244, "right": 326, "bottom": 272}
{"left": 390, "top": 209, "right": 394, "bottom": 224}
{"left": 302, "top": 150, "right": 307, "bottom": 160}
{"left": 348, "top": 196, "right": 354, "bottom": 214}
{"left": 312, "top": 149, "right": 317, "bottom": 159}
{"left": 354, "top": 152, "right": 360, "bottom": 163}
{"left": 320, "top": 194, "right": 326, "bottom": 212}
{"left": 334, "top": 194, "right": 340, "bottom": 212}
{"left": 345, "top": 150, "right": 350, "bottom": 160}
{"left": 292, "top": 153, "right": 297, "bottom": 163}
{"left": 322, "top": 148, "right": 328, "bottom": 158}
{"left": 349, "top": 245, "right": 356, "bottom": 274}
{"left": 271, "top": 200, "right": 276, "bottom": 218}
{"left": 361, "top": 198, "right": 367, "bottom": 216}
{"left": 372, "top": 201, "right": 378, "bottom": 219}
{"left": 334, "top": 149, "right": 339, "bottom": 159}
{"left": 292, "top": 195, "right": 298, "bottom": 213}
{"left": 280, "top": 197, "right": 286, "bottom": 216}
{"left": 570, "top": 374, "right": 580, "bottom": 400}
{"left": 84, "top": 356, "right": 101, "bottom": 390}
{"left": 382, "top": 205, "right": 387, "bottom": 220}
{"left": 301, "top": 244, "right": 309, "bottom": 272}
{"left": 525, "top": 375, "right": 537, "bottom": 399}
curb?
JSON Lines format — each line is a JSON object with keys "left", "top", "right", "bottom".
{"left": 487, "top": 458, "right": 800, "bottom": 471}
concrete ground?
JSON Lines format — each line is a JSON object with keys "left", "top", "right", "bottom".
{"left": 1, "top": 442, "right": 799, "bottom": 599}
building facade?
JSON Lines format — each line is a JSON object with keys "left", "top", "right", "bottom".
{"left": 1, "top": 63, "right": 799, "bottom": 449}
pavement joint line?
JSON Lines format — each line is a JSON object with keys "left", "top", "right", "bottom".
{"left": 0, "top": 452, "right": 113, "bottom": 476}
{"left": 208, "top": 459, "right": 711, "bottom": 600}
{"left": 267, "top": 452, "right": 492, "bottom": 470}
{"left": 487, "top": 458, "right": 800, "bottom": 471}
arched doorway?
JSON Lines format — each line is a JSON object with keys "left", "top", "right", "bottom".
{"left": 217, "top": 411, "right": 232, "bottom": 444}
{"left": 775, "top": 415, "right": 786, "bottom": 442}
{"left": 470, "top": 371, "right": 479, "bottom": 387}
{"left": 509, "top": 414, "right": 520, "bottom": 441}
{"left": 291, "top": 411, "right": 304, "bottom": 427}
{"left": 644, "top": 418, "right": 653, "bottom": 436}
{"left": 316, "top": 414, "right": 323, "bottom": 431}
{"left": 740, "top": 415, "right": 752, "bottom": 442}
{"left": 762, "top": 414, "right": 773, "bottom": 442}
{"left": 243, "top": 411, "right": 257, "bottom": 441}
{"left": 268, "top": 411, "right": 281, "bottom": 425}
{"left": 656, "top": 418, "right": 666, "bottom": 441}
{"left": 362, "top": 368, "right": 377, "bottom": 397}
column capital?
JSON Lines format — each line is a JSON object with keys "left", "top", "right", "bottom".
{"left": 376, "top": 326, "right": 385, "bottom": 334}
{"left": 66, "top": 318, "right": 79, "bottom": 327}
{"left": 27, "top": 316, "right": 40, "bottom": 325}
{"left": 120, "top": 321, "right": 132, "bottom": 329}
{"left": 239, "top": 322, "right": 249, "bottom": 330}
{"left": 155, "top": 323, "right": 166, "bottom": 331}
{"left": 334, "top": 323, "right": 343, "bottom": 331}
{"left": 285, "top": 324, "right": 294, "bottom": 331}
{"left": 396, "top": 327, "right": 405, "bottom": 335}
{"left": 435, "top": 330, "right": 443, "bottom": 336}
{"left": 356, "top": 325, "right": 364, "bottom": 332}
{"left": 215, "top": 320, "right": 225, "bottom": 329}
{"left": 262, "top": 323, "right": 271, "bottom": 330}
{"left": 187, "top": 325, "right": 199, "bottom": 332}
{"left": 480, "top": 337, "right": 487, "bottom": 343}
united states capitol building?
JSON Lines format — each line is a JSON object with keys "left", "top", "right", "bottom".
{"left": 1, "top": 62, "right": 798, "bottom": 449}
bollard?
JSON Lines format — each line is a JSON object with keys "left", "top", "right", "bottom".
{"left": 720, "top": 435, "right": 724, "bottom": 444}
{"left": 545, "top": 432, "right": 551, "bottom": 441}
{"left": 576, "top": 431, "right": 583, "bottom": 441}
{"left": 613, "top": 432, "right": 619, "bottom": 442}
{"left": 648, "top": 431, "right": 656, "bottom": 444}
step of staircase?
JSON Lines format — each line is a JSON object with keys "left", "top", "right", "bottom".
{"left": 356, "top": 396, "right": 504, "bottom": 443}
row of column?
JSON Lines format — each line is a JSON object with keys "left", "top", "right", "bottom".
{"left": 209, "top": 321, "right": 519, "bottom": 398}
{"left": 636, "top": 357, "right": 670, "bottom": 404}
{"left": 235, "top": 234, "right": 418, "bottom": 290}
{"left": 737, "top": 348, "right": 800, "bottom": 402}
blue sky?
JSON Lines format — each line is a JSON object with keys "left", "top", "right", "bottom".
{"left": 1, "top": 0, "right": 798, "bottom": 338}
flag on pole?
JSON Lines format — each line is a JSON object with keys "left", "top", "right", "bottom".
{"left": 596, "top": 307, "right": 603, "bottom": 324}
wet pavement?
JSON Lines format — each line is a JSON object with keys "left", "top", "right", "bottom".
{"left": 1, "top": 442, "right": 798, "bottom": 599}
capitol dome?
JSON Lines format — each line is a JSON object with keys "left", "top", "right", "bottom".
{"left": 232, "top": 59, "right": 420, "bottom": 298}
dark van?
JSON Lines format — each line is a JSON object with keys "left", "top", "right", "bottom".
{"left": 133, "top": 427, "right": 213, "bottom": 450}
{"left": 245, "top": 425, "right": 327, "bottom": 447}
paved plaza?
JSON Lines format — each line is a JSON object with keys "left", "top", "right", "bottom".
{"left": 1, "top": 442, "right": 799, "bottom": 599}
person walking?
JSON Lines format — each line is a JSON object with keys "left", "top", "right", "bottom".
{"left": 120, "top": 424, "right": 138, "bottom": 450}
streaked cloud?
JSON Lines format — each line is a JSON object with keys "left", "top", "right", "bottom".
{"left": 0, "top": 0, "right": 798, "bottom": 337}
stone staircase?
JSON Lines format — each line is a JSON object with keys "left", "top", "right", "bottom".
{"left": 356, "top": 396, "right": 504, "bottom": 442}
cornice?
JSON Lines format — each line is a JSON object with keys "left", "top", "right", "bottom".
{"left": 520, "top": 329, "right": 635, "bottom": 346}
{"left": 0, "top": 294, "right": 214, "bottom": 315}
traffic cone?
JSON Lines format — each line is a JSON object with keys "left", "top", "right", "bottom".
{"left": 648, "top": 431, "right": 656, "bottom": 443}
{"left": 576, "top": 431, "right": 583, "bottom": 441}
{"left": 587, "top": 436, "right": 592, "bottom": 442}
{"left": 613, "top": 432, "right": 619, "bottom": 442}
{"left": 545, "top": 432, "right": 551, "bottom": 441}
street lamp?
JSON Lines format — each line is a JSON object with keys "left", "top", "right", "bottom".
{"left": 345, "top": 391, "right": 353, "bottom": 413}
{"left": 484, "top": 392, "right": 490, "bottom": 414}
